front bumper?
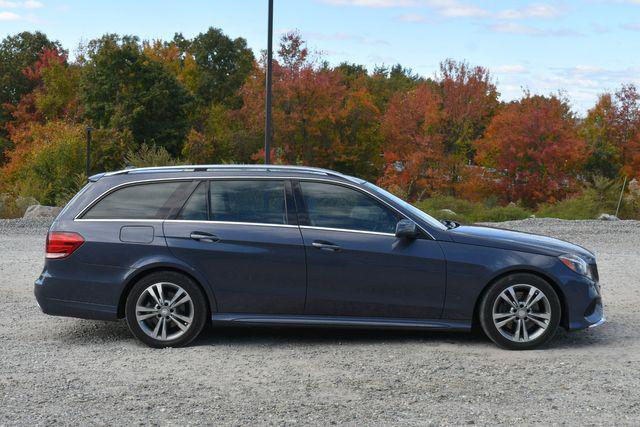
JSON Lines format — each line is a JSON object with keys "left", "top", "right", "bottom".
{"left": 564, "top": 274, "right": 605, "bottom": 331}
{"left": 588, "top": 314, "right": 606, "bottom": 328}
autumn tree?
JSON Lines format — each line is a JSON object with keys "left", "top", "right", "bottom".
{"left": 80, "top": 35, "right": 193, "bottom": 155}
{"left": 0, "top": 32, "right": 63, "bottom": 118}
{"left": 581, "top": 85, "right": 640, "bottom": 180}
{"left": 0, "top": 32, "right": 64, "bottom": 163}
{"left": 434, "top": 59, "right": 500, "bottom": 195}
{"left": 379, "top": 83, "right": 445, "bottom": 200}
{"left": 476, "top": 94, "right": 585, "bottom": 206}
{"left": 580, "top": 94, "right": 621, "bottom": 179}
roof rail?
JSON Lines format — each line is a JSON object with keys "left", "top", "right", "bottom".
{"left": 102, "top": 164, "right": 365, "bottom": 184}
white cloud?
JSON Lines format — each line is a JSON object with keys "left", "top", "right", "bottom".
{"left": 321, "top": 0, "right": 565, "bottom": 22}
{"left": 320, "top": 0, "right": 419, "bottom": 7}
{"left": 0, "top": 0, "right": 42, "bottom": 8}
{"left": 396, "top": 13, "right": 427, "bottom": 22}
{"left": 0, "top": 10, "right": 20, "bottom": 20}
{"left": 490, "top": 23, "right": 580, "bottom": 37}
{"left": 305, "top": 31, "right": 390, "bottom": 45}
{"left": 23, "top": 0, "right": 43, "bottom": 9}
{"left": 622, "top": 22, "right": 640, "bottom": 31}
{"left": 496, "top": 3, "right": 560, "bottom": 20}
{"left": 426, "top": 0, "right": 489, "bottom": 17}
{"left": 495, "top": 64, "right": 528, "bottom": 74}
{"left": 490, "top": 23, "right": 540, "bottom": 35}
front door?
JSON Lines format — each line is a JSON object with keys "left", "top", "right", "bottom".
{"left": 164, "top": 179, "right": 307, "bottom": 314}
{"left": 295, "top": 180, "right": 447, "bottom": 319}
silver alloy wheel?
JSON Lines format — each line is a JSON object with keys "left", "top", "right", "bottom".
{"left": 135, "top": 282, "right": 194, "bottom": 341}
{"left": 492, "top": 284, "right": 552, "bottom": 343}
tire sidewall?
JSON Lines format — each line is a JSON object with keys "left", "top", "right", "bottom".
{"left": 125, "top": 271, "right": 208, "bottom": 348}
{"left": 479, "top": 273, "right": 561, "bottom": 350}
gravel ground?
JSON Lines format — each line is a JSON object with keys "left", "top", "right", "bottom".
{"left": 1, "top": 218, "right": 639, "bottom": 426}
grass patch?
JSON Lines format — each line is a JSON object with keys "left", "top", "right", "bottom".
{"left": 416, "top": 189, "right": 640, "bottom": 223}
{"left": 415, "top": 196, "right": 532, "bottom": 223}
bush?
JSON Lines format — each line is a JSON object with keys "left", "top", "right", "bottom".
{"left": 536, "top": 177, "right": 640, "bottom": 220}
{"left": 124, "top": 144, "right": 181, "bottom": 168}
{"left": 0, "top": 193, "right": 39, "bottom": 218}
{"left": 536, "top": 190, "right": 602, "bottom": 220}
{"left": 415, "top": 195, "right": 532, "bottom": 223}
{"left": 1, "top": 122, "right": 86, "bottom": 206}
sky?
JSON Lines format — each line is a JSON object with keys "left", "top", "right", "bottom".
{"left": 1, "top": 0, "right": 639, "bottom": 114}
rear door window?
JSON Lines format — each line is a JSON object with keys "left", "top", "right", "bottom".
{"left": 176, "top": 182, "right": 208, "bottom": 221}
{"left": 209, "top": 180, "right": 286, "bottom": 224}
{"left": 82, "top": 181, "right": 188, "bottom": 219}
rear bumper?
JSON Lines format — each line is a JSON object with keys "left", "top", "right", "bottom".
{"left": 34, "top": 268, "right": 120, "bottom": 321}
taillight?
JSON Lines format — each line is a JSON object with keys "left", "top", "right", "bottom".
{"left": 46, "top": 232, "right": 85, "bottom": 259}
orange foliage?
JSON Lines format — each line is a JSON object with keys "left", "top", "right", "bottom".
{"left": 477, "top": 95, "right": 586, "bottom": 206}
{"left": 379, "top": 83, "right": 446, "bottom": 200}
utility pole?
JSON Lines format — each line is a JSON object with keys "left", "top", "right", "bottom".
{"left": 86, "top": 127, "right": 92, "bottom": 177}
{"left": 264, "top": 0, "right": 274, "bottom": 164}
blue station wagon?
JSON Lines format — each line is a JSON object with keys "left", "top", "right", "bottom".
{"left": 35, "top": 165, "right": 605, "bottom": 349}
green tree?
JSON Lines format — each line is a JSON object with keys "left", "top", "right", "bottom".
{"left": 580, "top": 94, "right": 621, "bottom": 179}
{"left": 80, "top": 35, "right": 193, "bottom": 155}
{"left": 182, "top": 27, "right": 254, "bottom": 107}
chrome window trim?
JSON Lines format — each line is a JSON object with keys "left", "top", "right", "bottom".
{"left": 72, "top": 175, "right": 436, "bottom": 239}
{"left": 163, "top": 219, "right": 297, "bottom": 229}
{"left": 300, "top": 225, "right": 395, "bottom": 237}
{"left": 74, "top": 218, "right": 164, "bottom": 223}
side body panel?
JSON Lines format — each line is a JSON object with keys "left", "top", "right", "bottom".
{"left": 300, "top": 228, "right": 447, "bottom": 319}
{"left": 163, "top": 221, "right": 307, "bottom": 314}
{"left": 439, "top": 241, "right": 602, "bottom": 330}
{"left": 35, "top": 218, "right": 171, "bottom": 319}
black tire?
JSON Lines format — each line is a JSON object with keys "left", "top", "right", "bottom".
{"left": 479, "top": 273, "right": 561, "bottom": 350}
{"left": 125, "top": 271, "right": 208, "bottom": 348}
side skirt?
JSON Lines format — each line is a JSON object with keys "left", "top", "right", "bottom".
{"left": 211, "top": 313, "right": 471, "bottom": 331}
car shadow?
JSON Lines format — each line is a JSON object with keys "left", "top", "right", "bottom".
{"left": 194, "top": 324, "right": 491, "bottom": 348}
{"left": 52, "top": 317, "right": 618, "bottom": 350}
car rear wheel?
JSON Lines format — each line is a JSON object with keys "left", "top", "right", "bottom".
{"left": 125, "top": 271, "right": 207, "bottom": 348}
{"left": 479, "top": 273, "right": 561, "bottom": 350}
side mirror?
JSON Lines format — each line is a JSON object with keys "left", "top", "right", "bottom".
{"left": 395, "top": 219, "right": 418, "bottom": 239}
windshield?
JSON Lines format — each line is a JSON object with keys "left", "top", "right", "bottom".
{"left": 364, "top": 183, "right": 448, "bottom": 231}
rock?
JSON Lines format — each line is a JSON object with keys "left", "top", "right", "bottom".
{"left": 628, "top": 178, "right": 639, "bottom": 198}
{"left": 22, "top": 205, "right": 62, "bottom": 219}
{"left": 439, "top": 209, "right": 457, "bottom": 217}
{"left": 598, "top": 213, "right": 619, "bottom": 221}
{"left": 0, "top": 194, "right": 40, "bottom": 218}
{"left": 15, "top": 196, "right": 39, "bottom": 212}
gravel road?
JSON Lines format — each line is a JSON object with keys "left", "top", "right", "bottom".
{"left": 1, "top": 218, "right": 639, "bottom": 425}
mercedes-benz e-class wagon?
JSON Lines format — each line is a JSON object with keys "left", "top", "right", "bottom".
{"left": 35, "top": 165, "right": 604, "bottom": 350}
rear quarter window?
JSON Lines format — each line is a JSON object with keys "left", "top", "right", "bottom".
{"left": 81, "top": 181, "right": 188, "bottom": 220}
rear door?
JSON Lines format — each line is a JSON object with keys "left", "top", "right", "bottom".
{"left": 295, "top": 180, "right": 447, "bottom": 319}
{"left": 163, "top": 179, "right": 307, "bottom": 314}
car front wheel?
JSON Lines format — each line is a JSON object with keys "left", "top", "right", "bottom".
{"left": 479, "top": 273, "right": 561, "bottom": 350}
{"left": 125, "top": 271, "right": 207, "bottom": 348}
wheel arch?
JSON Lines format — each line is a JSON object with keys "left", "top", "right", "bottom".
{"left": 471, "top": 268, "right": 569, "bottom": 330}
{"left": 117, "top": 264, "right": 217, "bottom": 319}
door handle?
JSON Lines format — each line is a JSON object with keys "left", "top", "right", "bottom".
{"left": 190, "top": 232, "right": 219, "bottom": 243}
{"left": 312, "top": 241, "right": 341, "bottom": 252}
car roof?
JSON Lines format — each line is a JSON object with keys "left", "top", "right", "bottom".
{"left": 90, "top": 164, "right": 366, "bottom": 185}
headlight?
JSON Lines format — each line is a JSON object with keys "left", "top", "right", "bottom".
{"left": 559, "top": 254, "right": 593, "bottom": 280}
